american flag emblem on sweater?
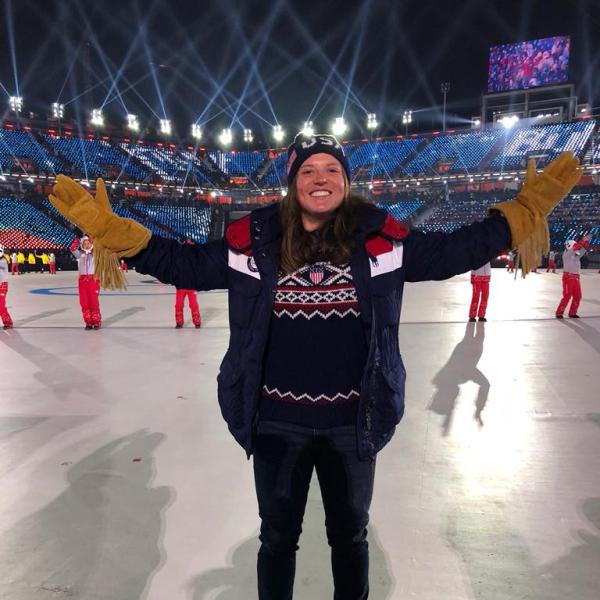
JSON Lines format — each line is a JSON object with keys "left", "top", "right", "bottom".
{"left": 273, "top": 262, "right": 360, "bottom": 320}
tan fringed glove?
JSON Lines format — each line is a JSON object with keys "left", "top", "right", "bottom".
{"left": 49, "top": 175, "right": 151, "bottom": 289}
{"left": 491, "top": 151, "right": 582, "bottom": 275}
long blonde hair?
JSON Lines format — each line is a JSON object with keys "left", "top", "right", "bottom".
{"left": 279, "top": 175, "right": 368, "bottom": 273}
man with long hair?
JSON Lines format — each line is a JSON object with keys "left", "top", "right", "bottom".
{"left": 49, "top": 137, "right": 581, "bottom": 599}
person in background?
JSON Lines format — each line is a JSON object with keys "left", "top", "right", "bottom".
{"left": 49, "top": 252, "right": 57, "bottom": 274}
{"left": 0, "top": 244, "right": 13, "bottom": 329}
{"left": 10, "top": 251, "right": 20, "bottom": 275}
{"left": 70, "top": 236, "right": 102, "bottom": 329}
{"left": 556, "top": 234, "right": 592, "bottom": 319}
{"left": 27, "top": 250, "right": 36, "bottom": 273}
{"left": 507, "top": 249, "right": 515, "bottom": 272}
{"left": 469, "top": 261, "right": 491, "bottom": 322}
{"left": 546, "top": 249, "right": 557, "bottom": 273}
{"left": 35, "top": 250, "right": 50, "bottom": 273}
{"left": 174, "top": 287, "right": 201, "bottom": 329}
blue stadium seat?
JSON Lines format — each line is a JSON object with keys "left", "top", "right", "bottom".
{"left": 209, "top": 150, "right": 267, "bottom": 179}
{"left": 0, "top": 129, "right": 66, "bottom": 173}
{"left": 45, "top": 136, "right": 150, "bottom": 181}
{"left": 404, "top": 130, "right": 503, "bottom": 175}
{"left": 490, "top": 120, "right": 596, "bottom": 170}
{"left": 347, "top": 139, "right": 423, "bottom": 179}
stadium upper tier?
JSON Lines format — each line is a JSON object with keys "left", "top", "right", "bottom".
{"left": 0, "top": 120, "right": 597, "bottom": 186}
{"left": 2, "top": 188, "right": 598, "bottom": 252}
{"left": 0, "top": 129, "right": 66, "bottom": 173}
{"left": 44, "top": 137, "right": 151, "bottom": 182}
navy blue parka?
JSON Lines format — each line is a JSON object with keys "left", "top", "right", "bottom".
{"left": 130, "top": 202, "right": 511, "bottom": 459}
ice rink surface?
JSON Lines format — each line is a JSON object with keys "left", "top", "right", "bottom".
{"left": 1, "top": 268, "right": 599, "bottom": 599}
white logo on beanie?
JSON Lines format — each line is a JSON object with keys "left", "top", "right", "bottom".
{"left": 300, "top": 135, "right": 341, "bottom": 151}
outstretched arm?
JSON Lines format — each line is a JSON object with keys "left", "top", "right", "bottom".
{"left": 128, "top": 236, "right": 228, "bottom": 291}
{"left": 403, "top": 214, "right": 510, "bottom": 282}
{"left": 404, "top": 152, "right": 582, "bottom": 281}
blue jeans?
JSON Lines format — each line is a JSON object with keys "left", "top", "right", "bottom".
{"left": 253, "top": 421, "right": 376, "bottom": 599}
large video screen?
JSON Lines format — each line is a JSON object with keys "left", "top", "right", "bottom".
{"left": 487, "top": 36, "right": 570, "bottom": 93}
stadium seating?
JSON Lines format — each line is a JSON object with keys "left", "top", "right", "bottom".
{"left": 209, "top": 150, "right": 267, "bottom": 179}
{"left": 120, "top": 143, "right": 211, "bottom": 184}
{"left": 549, "top": 191, "right": 600, "bottom": 247}
{"left": 178, "top": 149, "right": 222, "bottom": 185}
{"left": 45, "top": 136, "right": 150, "bottom": 181}
{"left": 261, "top": 151, "right": 288, "bottom": 185}
{"left": 347, "top": 139, "right": 423, "bottom": 178}
{"left": 0, "top": 196, "right": 75, "bottom": 249}
{"left": 0, "top": 129, "right": 66, "bottom": 173}
{"left": 417, "top": 192, "right": 503, "bottom": 234}
{"left": 375, "top": 196, "right": 426, "bottom": 222}
{"left": 404, "top": 130, "right": 503, "bottom": 175}
{"left": 127, "top": 202, "right": 212, "bottom": 243}
{"left": 490, "top": 120, "right": 596, "bottom": 170}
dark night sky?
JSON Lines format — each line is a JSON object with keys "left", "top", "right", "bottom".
{"left": 1, "top": 0, "right": 599, "bottom": 146}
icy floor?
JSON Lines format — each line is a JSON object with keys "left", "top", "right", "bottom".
{"left": 1, "top": 269, "right": 599, "bottom": 599}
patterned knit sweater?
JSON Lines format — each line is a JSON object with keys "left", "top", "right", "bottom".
{"left": 259, "top": 261, "right": 368, "bottom": 428}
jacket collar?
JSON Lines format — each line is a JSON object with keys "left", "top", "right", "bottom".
{"left": 226, "top": 201, "right": 408, "bottom": 253}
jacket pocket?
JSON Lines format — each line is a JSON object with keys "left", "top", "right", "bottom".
{"left": 228, "top": 274, "right": 263, "bottom": 328}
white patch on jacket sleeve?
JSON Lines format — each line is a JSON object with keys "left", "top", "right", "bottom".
{"left": 228, "top": 249, "right": 261, "bottom": 279}
{"left": 370, "top": 242, "right": 403, "bottom": 277}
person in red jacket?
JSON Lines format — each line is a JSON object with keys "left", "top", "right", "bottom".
{"left": 71, "top": 235, "right": 102, "bottom": 329}
{"left": 120, "top": 259, "right": 128, "bottom": 272}
{"left": 556, "top": 234, "right": 592, "bottom": 319}
{"left": 469, "top": 262, "right": 491, "bottom": 322}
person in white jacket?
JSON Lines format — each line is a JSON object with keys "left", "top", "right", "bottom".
{"left": 555, "top": 234, "right": 592, "bottom": 318}
{"left": 70, "top": 236, "right": 101, "bottom": 329}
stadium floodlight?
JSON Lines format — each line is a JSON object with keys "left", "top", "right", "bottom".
{"left": 498, "top": 115, "right": 519, "bottom": 128}
{"left": 402, "top": 110, "right": 412, "bottom": 135}
{"left": 243, "top": 128, "right": 253, "bottom": 143}
{"left": 191, "top": 123, "right": 202, "bottom": 140}
{"left": 273, "top": 124, "right": 285, "bottom": 143}
{"left": 127, "top": 114, "right": 139, "bottom": 132}
{"left": 366, "top": 113, "right": 378, "bottom": 130}
{"left": 91, "top": 108, "right": 104, "bottom": 127}
{"left": 160, "top": 119, "right": 172, "bottom": 135}
{"left": 51, "top": 102, "right": 64, "bottom": 119}
{"left": 301, "top": 121, "right": 314, "bottom": 137}
{"left": 280, "top": 188, "right": 287, "bottom": 196}
{"left": 219, "top": 128, "right": 233, "bottom": 146}
{"left": 331, "top": 117, "right": 347, "bottom": 137}
{"left": 9, "top": 96, "right": 23, "bottom": 113}
{"left": 440, "top": 82, "right": 450, "bottom": 132}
